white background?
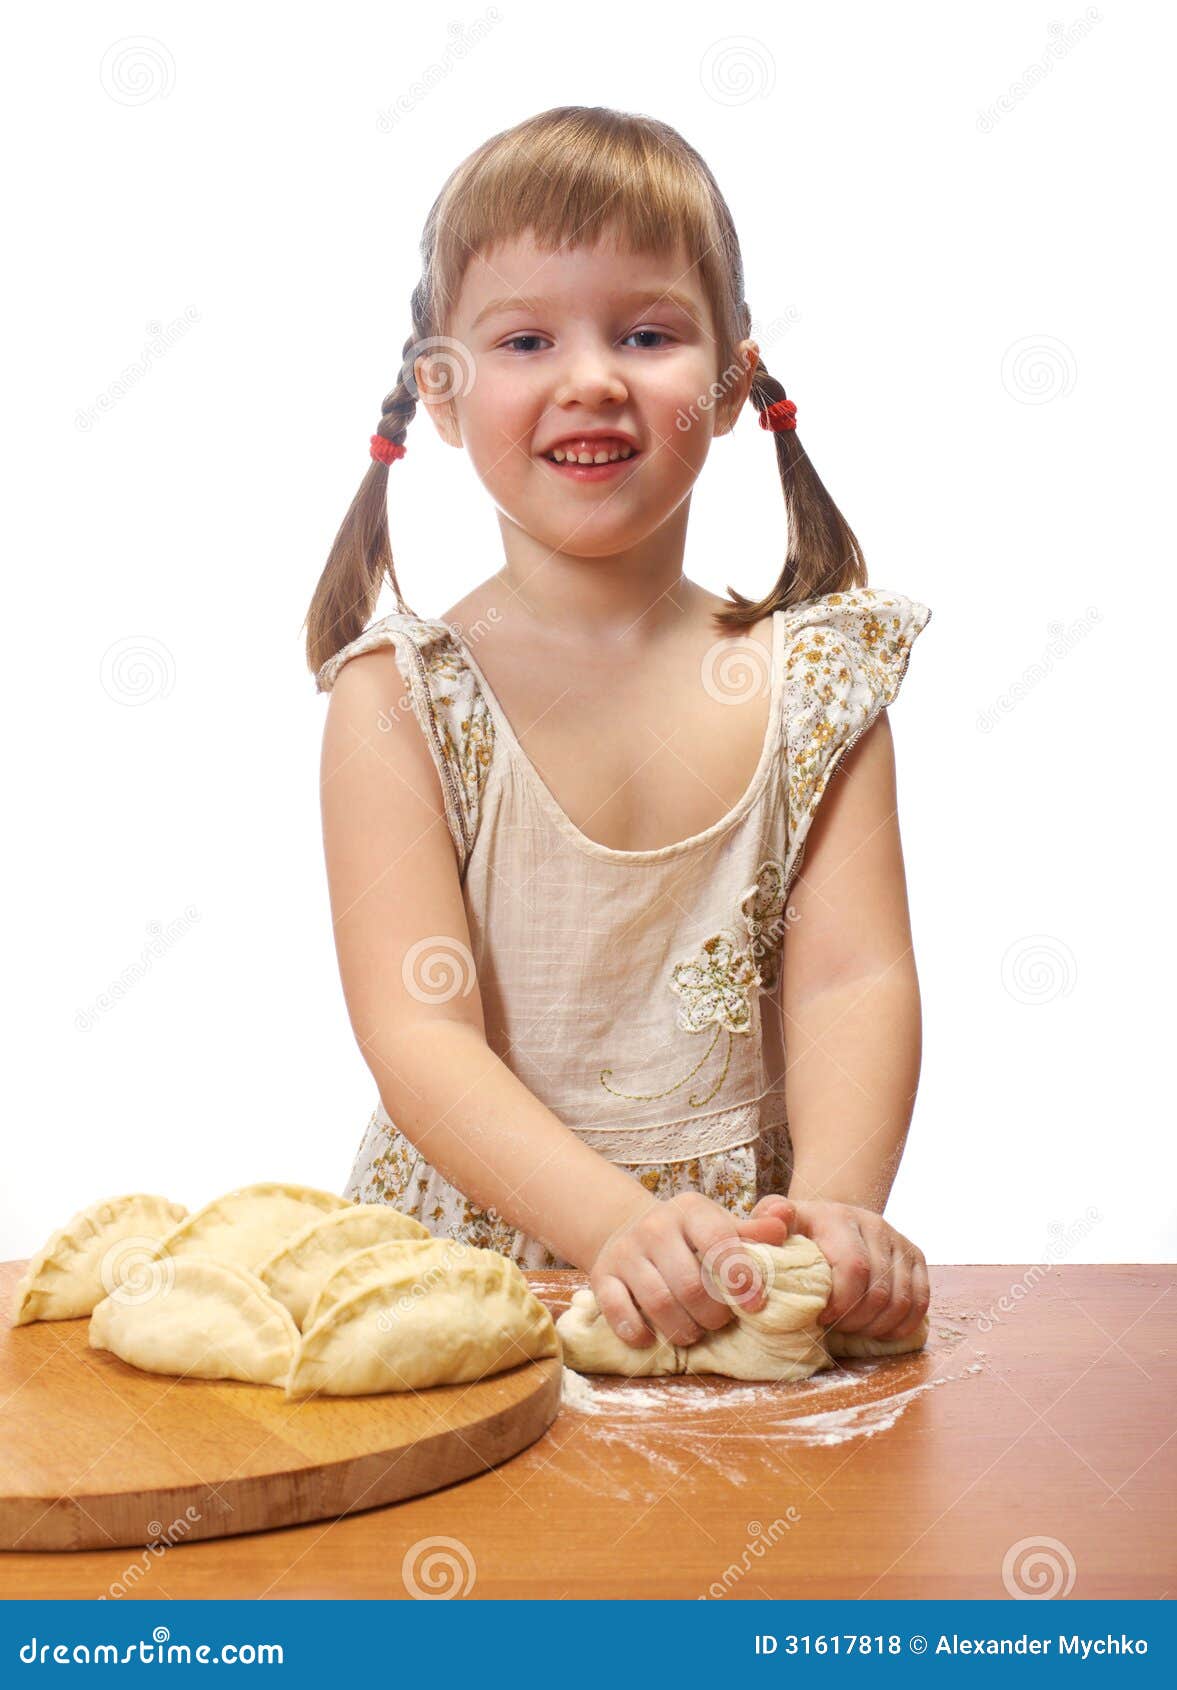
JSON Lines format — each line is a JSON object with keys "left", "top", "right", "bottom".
{"left": 5, "top": 1, "right": 1173, "bottom": 1266}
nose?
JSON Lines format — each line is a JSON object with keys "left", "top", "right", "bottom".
{"left": 552, "top": 343, "right": 628, "bottom": 410}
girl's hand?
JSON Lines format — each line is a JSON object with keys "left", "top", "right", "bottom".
{"left": 590, "top": 1191, "right": 798, "bottom": 1351}
{"left": 752, "top": 1194, "right": 929, "bottom": 1340}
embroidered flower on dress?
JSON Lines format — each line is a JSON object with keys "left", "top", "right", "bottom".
{"left": 600, "top": 929, "right": 760, "bottom": 1110}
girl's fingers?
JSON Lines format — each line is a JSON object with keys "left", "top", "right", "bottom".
{"left": 646, "top": 1232, "right": 732, "bottom": 1337}
{"left": 591, "top": 1272, "right": 656, "bottom": 1349}
{"left": 891, "top": 1251, "right": 931, "bottom": 1338}
{"left": 624, "top": 1254, "right": 715, "bottom": 1349}
{"left": 880, "top": 1246, "right": 914, "bottom": 1339}
{"left": 682, "top": 1209, "right": 786, "bottom": 1316}
{"left": 837, "top": 1225, "right": 896, "bottom": 1335}
{"left": 817, "top": 1219, "right": 873, "bottom": 1330}
{"left": 752, "top": 1195, "right": 796, "bottom": 1228}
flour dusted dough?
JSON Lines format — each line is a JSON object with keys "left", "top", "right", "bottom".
{"left": 89, "top": 1256, "right": 300, "bottom": 1387}
{"left": 287, "top": 1243, "right": 560, "bottom": 1399}
{"left": 10, "top": 1193, "right": 189, "bottom": 1325}
{"left": 555, "top": 1235, "right": 928, "bottom": 1382}
{"left": 151, "top": 1182, "right": 353, "bottom": 1273}
{"left": 256, "top": 1205, "right": 432, "bottom": 1327}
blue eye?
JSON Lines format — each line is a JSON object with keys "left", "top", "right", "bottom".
{"left": 501, "top": 334, "right": 548, "bottom": 353}
{"left": 498, "top": 329, "right": 673, "bottom": 354}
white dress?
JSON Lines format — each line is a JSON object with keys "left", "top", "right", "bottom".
{"left": 315, "top": 585, "right": 933, "bottom": 1269}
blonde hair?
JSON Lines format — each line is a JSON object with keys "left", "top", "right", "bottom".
{"left": 303, "top": 104, "right": 866, "bottom": 676}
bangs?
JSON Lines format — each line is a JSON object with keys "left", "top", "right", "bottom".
{"left": 424, "top": 107, "right": 741, "bottom": 343}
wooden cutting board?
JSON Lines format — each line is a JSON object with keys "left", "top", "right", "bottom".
{"left": 0, "top": 1260, "right": 563, "bottom": 1553}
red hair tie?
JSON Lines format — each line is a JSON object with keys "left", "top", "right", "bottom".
{"left": 759, "top": 398, "right": 798, "bottom": 433}
{"left": 370, "top": 434, "right": 407, "bottom": 465}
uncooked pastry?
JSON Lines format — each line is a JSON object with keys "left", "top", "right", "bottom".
{"left": 89, "top": 1255, "right": 299, "bottom": 1387}
{"left": 300, "top": 1236, "right": 470, "bottom": 1332}
{"left": 256, "top": 1205, "right": 432, "bottom": 1327}
{"left": 555, "top": 1235, "right": 929, "bottom": 1381}
{"left": 287, "top": 1243, "right": 560, "bottom": 1399}
{"left": 150, "top": 1181, "right": 353, "bottom": 1273}
{"left": 10, "top": 1193, "right": 189, "bottom": 1325}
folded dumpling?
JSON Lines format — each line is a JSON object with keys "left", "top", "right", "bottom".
{"left": 151, "top": 1182, "right": 352, "bottom": 1273}
{"left": 89, "top": 1256, "right": 299, "bottom": 1387}
{"left": 256, "top": 1205, "right": 432, "bottom": 1327}
{"left": 11, "top": 1193, "right": 188, "bottom": 1325}
{"left": 287, "top": 1244, "right": 560, "bottom": 1399}
{"left": 300, "top": 1236, "right": 466, "bottom": 1333}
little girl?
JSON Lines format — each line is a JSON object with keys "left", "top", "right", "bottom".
{"left": 304, "top": 105, "right": 932, "bottom": 1359}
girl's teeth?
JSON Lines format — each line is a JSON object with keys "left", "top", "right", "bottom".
{"left": 549, "top": 444, "right": 633, "bottom": 463}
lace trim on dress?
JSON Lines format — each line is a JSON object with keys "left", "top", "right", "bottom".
{"left": 780, "top": 587, "right": 932, "bottom": 897}
{"left": 567, "top": 1096, "right": 764, "bottom": 1164}
{"left": 316, "top": 615, "right": 494, "bottom": 879}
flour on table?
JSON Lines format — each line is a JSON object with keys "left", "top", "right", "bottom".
{"left": 546, "top": 1314, "right": 980, "bottom": 1501}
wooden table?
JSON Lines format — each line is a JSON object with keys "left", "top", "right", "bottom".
{"left": 1, "top": 1264, "right": 1172, "bottom": 1599}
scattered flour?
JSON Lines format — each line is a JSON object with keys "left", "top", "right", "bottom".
{"left": 529, "top": 1279, "right": 982, "bottom": 1500}
{"left": 543, "top": 1318, "right": 980, "bottom": 1499}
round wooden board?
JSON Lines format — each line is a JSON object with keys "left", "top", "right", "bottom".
{"left": 0, "top": 1260, "right": 564, "bottom": 1553}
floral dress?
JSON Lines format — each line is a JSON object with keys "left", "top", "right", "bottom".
{"left": 315, "top": 586, "right": 932, "bottom": 1269}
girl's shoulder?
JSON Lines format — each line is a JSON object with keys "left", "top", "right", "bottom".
{"left": 778, "top": 584, "right": 932, "bottom": 677}
{"left": 776, "top": 584, "right": 932, "bottom": 888}
{"left": 314, "top": 610, "right": 462, "bottom": 693}
{"left": 315, "top": 610, "right": 493, "bottom": 879}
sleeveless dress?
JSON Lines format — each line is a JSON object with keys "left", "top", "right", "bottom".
{"left": 314, "top": 585, "right": 933, "bottom": 1270}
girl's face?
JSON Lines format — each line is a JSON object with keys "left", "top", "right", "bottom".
{"left": 417, "top": 230, "right": 757, "bottom": 562}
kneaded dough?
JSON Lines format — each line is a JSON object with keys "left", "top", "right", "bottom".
{"left": 555, "top": 1235, "right": 928, "bottom": 1382}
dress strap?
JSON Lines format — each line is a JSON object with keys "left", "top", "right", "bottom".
{"left": 316, "top": 614, "right": 494, "bottom": 879}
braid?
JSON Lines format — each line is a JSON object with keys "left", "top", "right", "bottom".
{"left": 370, "top": 333, "right": 421, "bottom": 464}
{"left": 710, "top": 354, "right": 865, "bottom": 628}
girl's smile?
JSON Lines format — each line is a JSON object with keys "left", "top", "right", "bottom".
{"left": 417, "top": 228, "right": 755, "bottom": 565}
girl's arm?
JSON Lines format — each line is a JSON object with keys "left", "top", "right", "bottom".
{"left": 769, "top": 712, "right": 929, "bottom": 1339}
{"left": 321, "top": 648, "right": 795, "bottom": 1343}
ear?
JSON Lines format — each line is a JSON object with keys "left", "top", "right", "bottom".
{"left": 714, "top": 338, "right": 760, "bottom": 439}
{"left": 413, "top": 352, "right": 463, "bottom": 448}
